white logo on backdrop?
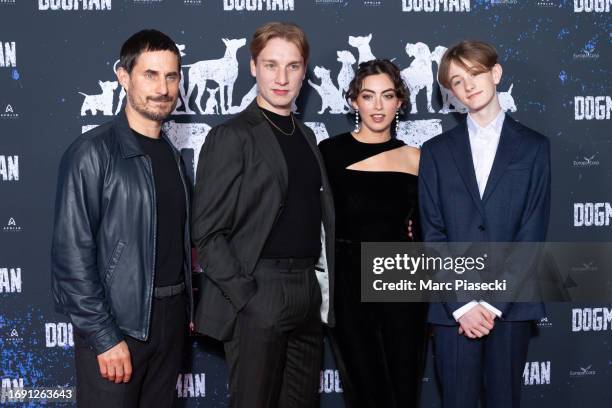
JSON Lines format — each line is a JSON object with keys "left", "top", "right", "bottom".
{"left": 0, "top": 155, "right": 19, "bottom": 181}
{"left": 0, "top": 378, "right": 24, "bottom": 404}
{"left": 402, "top": 0, "right": 470, "bottom": 12}
{"left": 569, "top": 365, "right": 597, "bottom": 377}
{"left": 176, "top": 373, "right": 206, "bottom": 398}
{"left": 3, "top": 217, "right": 21, "bottom": 232}
{"left": 184, "top": 38, "right": 246, "bottom": 114}
{"left": 38, "top": 0, "right": 111, "bottom": 10}
{"left": 309, "top": 66, "right": 349, "bottom": 114}
{"left": 223, "top": 0, "right": 294, "bottom": 11}
{"left": 402, "top": 42, "right": 435, "bottom": 114}
{"left": 0, "top": 41, "right": 16, "bottom": 67}
{"left": 573, "top": 154, "right": 600, "bottom": 167}
{"left": 307, "top": 34, "right": 517, "bottom": 145}
{"left": 319, "top": 369, "right": 343, "bottom": 393}
{"left": 0, "top": 267, "right": 21, "bottom": 294}
{"left": 1, "top": 104, "right": 18, "bottom": 119}
{"left": 574, "top": 96, "right": 611, "bottom": 120}
{"left": 79, "top": 80, "right": 118, "bottom": 116}
{"left": 336, "top": 50, "right": 356, "bottom": 99}
{"left": 522, "top": 361, "right": 551, "bottom": 385}
{"left": 572, "top": 307, "right": 612, "bottom": 331}
{"left": 348, "top": 34, "right": 376, "bottom": 64}
{"left": 79, "top": 33, "right": 521, "bottom": 161}
{"left": 574, "top": 0, "right": 611, "bottom": 13}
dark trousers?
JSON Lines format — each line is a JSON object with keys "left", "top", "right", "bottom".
{"left": 224, "top": 258, "right": 324, "bottom": 408}
{"left": 74, "top": 294, "right": 187, "bottom": 408}
{"left": 432, "top": 321, "right": 533, "bottom": 408}
{"left": 329, "top": 302, "right": 428, "bottom": 408}
{"left": 329, "top": 244, "right": 428, "bottom": 408}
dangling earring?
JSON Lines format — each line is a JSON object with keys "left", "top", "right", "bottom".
{"left": 354, "top": 109, "right": 360, "bottom": 133}
{"left": 395, "top": 109, "right": 400, "bottom": 134}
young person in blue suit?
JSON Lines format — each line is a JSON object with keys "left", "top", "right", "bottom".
{"left": 418, "top": 41, "right": 551, "bottom": 408}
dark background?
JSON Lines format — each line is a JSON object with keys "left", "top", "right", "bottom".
{"left": 0, "top": 0, "right": 610, "bottom": 406}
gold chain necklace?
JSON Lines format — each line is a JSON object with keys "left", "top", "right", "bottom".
{"left": 260, "top": 109, "right": 296, "bottom": 136}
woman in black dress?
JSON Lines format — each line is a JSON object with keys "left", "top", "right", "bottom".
{"left": 318, "top": 59, "right": 428, "bottom": 408}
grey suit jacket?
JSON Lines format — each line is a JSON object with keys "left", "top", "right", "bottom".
{"left": 192, "top": 100, "right": 335, "bottom": 341}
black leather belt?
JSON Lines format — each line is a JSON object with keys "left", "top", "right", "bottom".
{"left": 154, "top": 282, "right": 185, "bottom": 299}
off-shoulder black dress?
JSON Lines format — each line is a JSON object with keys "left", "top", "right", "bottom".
{"left": 319, "top": 132, "right": 428, "bottom": 408}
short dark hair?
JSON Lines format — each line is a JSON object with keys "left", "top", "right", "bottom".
{"left": 438, "top": 40, "right": 498, "bottom": 89}
{"left": 347, "top": 59, "right": 408, "bottom": 110}
{"left": 118, "top": 29, "right": 181, "bottom": 74}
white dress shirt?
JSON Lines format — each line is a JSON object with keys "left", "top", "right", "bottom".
{"left": 452, "top": 110, "right": 505, "bottom": 322}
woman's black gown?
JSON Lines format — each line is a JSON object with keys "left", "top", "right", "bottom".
{"left": 319, "top": 132, "right": 428, "bottom": 408}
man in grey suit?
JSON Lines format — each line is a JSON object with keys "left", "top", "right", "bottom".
{"left": 191, "top": 22, "right": 335, "bottom": 408}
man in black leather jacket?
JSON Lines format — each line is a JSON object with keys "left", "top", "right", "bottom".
{"left": 51, "top": 30, "right": 192, "bottom": 408}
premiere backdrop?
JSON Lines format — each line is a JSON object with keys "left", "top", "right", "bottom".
{"left": 0, "top": 0, "right": 611, "bottom": 407}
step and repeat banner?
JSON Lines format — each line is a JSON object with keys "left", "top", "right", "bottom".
{"left": 0, "top": 0, "right": 610, "bottom": 407}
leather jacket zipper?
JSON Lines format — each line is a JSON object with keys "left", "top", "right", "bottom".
{"left": 142, "top": 155, "right": 157, "bottom": 341}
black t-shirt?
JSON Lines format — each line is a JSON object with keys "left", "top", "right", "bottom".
{"left": 133, "top": 129, "right": 186, "bottom": 287}
{"left": 259, "top": 108, "right": 322, "bottom": 258}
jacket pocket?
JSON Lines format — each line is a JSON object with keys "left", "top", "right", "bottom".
{"left": 104, "top": 240, "right": 127, "bottom": 287}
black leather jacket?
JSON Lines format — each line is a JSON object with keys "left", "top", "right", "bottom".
{"left": 51, "top": 111, "right": 193, "bottom": 354}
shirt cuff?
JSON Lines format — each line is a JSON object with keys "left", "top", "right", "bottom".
{"left": 479, "top": 301, "right": 502, "bottom": 318}
{"left": 452, "top": 300, "right": 479, "bottom": 321}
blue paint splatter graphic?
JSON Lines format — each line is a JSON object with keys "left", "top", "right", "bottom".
{"left": 557, "top": 28, "right": 570, "bottom": 40}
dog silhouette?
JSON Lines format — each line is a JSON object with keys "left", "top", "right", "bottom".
{"left": 401, "top": 42, "right": 435, "bottom": 114}
{"left": 498, "top": 84, "right": 517, "bottom": 112}
{"left": 336, "top": 50, "right": 356, "bottom": 98}
{"left": 79, "top": 80, "right": 118, "bottom": 116}
{"left": 185, "top": 38, "right": 246, "bottom": 114}
{"left": 431, "top": 45, "right": 468, "bottom": 114}
{"left": 308, "top": 66, "right": 349, "bottom": 114}
{"left": 348, "top": 34, "right": 376, "bottom": 64}
{"left": 203, "top": 87, "right": 220, "bottom": 115}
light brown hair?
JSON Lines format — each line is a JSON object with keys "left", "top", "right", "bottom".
{"left": 250, "top": 22, "right": 309, "bottom": 64}
{"left": 438, "top": 40, "right": 498, "bottom": 89}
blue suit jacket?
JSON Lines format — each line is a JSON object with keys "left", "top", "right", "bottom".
{"left": 418, "top": 115, "right": 550, "bottom": 325}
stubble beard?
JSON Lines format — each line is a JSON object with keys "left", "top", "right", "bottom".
{"left": 128, "top": 92, "right": 177, "bottom": 122}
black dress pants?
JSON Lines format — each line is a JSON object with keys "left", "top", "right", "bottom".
{"left": 224, "top": 258, "right": 324, "bottom": 408}
{"left": 74, "top": 294, "right": 187, "bottom": 408}
{"left": 329, "top": 246, "right": 429, "bottom": 408}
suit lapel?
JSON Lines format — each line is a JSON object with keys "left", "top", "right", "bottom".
{"left": 245, "top": 101, "right": 289, "bottom": 197}
{"left": 481, "top": 116, "right": 522, "bottom": 203}
{"left": 448, "top": 120, "right": 486, "bottom": 218}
